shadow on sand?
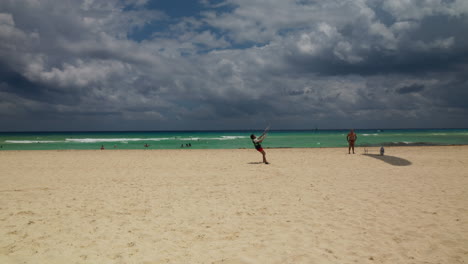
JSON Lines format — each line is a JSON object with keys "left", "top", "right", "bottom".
{"left": 363, "top": 154, "right": 412, "bottom": 166}
{"left": 248, "top": 162, "right": 264, "bottom": 165}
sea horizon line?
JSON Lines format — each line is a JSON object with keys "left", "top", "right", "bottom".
{"left": 1, "top": 127, "right": 467, "bottom": 134}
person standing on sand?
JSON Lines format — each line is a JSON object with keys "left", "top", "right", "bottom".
{"left": 347, "top": 129, "right": 357, "bottom": 154}
{"left": 250, "top": 134, "right": 269, "bottom": 164}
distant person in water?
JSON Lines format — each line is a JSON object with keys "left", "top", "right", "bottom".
{"left": 250, "top": 133, "right": 269, "bottom": 164}
{"left": 100, "top": 145, "right": 105, "bottom": 150}
{"left": 144, "top": 143, "right": 150, "bottom": 148}
{"left": 347, "top": 129, "right": 357, "bottom": 154}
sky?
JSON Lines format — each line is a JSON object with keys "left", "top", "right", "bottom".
{"left": 1, "top": 0, "right": 467, "bottom": 131}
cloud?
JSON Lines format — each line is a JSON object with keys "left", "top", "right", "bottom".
{"left": 382, "top": 0, "right": 468, "bottom": 20}
{"left": 0, "top": 0, "right": 467, "bottom": 130}
{"left": 397, "top": 84, "right": 426, "bottom": 94}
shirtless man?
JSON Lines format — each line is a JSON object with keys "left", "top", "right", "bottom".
{"left": 347, "top": 129, "right": 357, "bottom": 154}
{"left": 250, "top": 133, "right": 269, "bottom": 164}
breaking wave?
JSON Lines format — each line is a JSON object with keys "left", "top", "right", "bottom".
{"left": 65, "top": 138, "right": 171, "bottom": 143}
{"left": 6, "top": 136, "right": 248, "bottom": 144}
{"left": 367, "top": 142, "right": 443, "bottom": 147}
{"left": 5, "top": 140, "right": 63, "bottom": 144}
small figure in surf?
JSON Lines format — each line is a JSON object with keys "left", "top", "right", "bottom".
{"left": 250, "top": 133, "right": 269, "bottom": 164}
{"left": 100, "top": 145, "right": 105, "bottom": 150}
{"left": 347, "top": 129, "right": 357, "bottom": 154}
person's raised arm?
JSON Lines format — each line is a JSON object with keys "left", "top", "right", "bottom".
{"left": 258, "top": 132, "right": 268, "bottom": 141}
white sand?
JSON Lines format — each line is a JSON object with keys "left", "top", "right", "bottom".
{"left": 1, "top": 146, "right": 467, "bottom": 263}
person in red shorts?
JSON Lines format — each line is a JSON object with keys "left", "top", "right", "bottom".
{"left": 250, "top": 133, "right": 269, "bottom": 164}
{"left": 347, "top": 129, "right": 358, "bottom": 154}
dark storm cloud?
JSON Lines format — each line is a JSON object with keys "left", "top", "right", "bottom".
{"left": 1, "top": 0, "right": 468, "bottom": 131}
{"left": 0, "top": 63, "right": 46, "bottom": 99}
{"left": 397, "top": 84, "right": 425, "bottom": 94}
{"left": 0, "top": 62, "right": 87, "bottom": 105}
{"left": 431, "top": 74, "right": 468, "bottom": 109}
{"left": 283, "top": 14, "right": 468, "bottom": 76}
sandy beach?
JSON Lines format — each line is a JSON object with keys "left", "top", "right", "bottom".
{"left": 1, "top": 146, "right": 467, "bottom": 264}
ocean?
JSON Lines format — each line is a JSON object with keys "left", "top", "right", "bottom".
{"left": 1, "top": 129, "right": 467, "bottom": 151}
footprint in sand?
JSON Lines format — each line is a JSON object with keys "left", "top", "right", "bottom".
{"left": 16, "top": 211, "right": 35, "bottom": 215}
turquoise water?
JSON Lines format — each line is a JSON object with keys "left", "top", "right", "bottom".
{"left": 1, "top": 129, "right": 468, "bottom": 150}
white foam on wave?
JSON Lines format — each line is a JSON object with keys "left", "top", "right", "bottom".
{"left": 205, "top": 136, "right": 248, "bottom": 140}
{"left": 362, "top": 134, "right": 379, "bottom": 136}
{"left": 6, "top": 136, "right": 248, "bottom": 144}
{"left": 400, "top": 141, "right": 413, "bottom": 144}
{"left": 218, "top": 136, "right": 248, "bottom": 140}
{"left": 177, "top": 136, "right": 247, "bottom": 141}
{"left": 65, "top": 138, "right": 171, "bottom": 143}
{"left": 5, "top": 140, "right": 63, "bottom": 144}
